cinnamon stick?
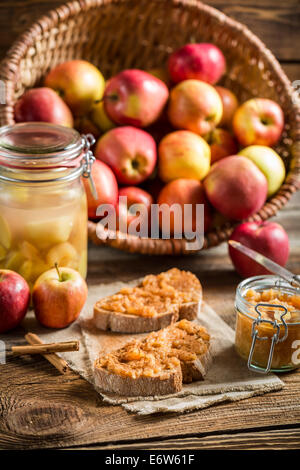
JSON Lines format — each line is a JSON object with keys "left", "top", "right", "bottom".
{"left": 24, "top": 333, "right": 72, "bottom": 374}
{"left": 12, "top": 340, "right": 79, "bottom": 356}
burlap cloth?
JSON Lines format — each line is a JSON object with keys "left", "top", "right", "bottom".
{"left": 23, "top": 280, "right": 284, "bottom": 415}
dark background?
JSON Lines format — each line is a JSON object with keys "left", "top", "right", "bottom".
{"left": 0, "top": 0, "right": 299, "bottom": 81}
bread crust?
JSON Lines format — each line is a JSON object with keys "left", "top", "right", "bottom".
{"left": 179, "top": 300, "right": 201, "bottom": 321}
{"left": 93, "top": 305, "right": 179, "bottom": 333}
{"left": 94, "top": 320, "right": 211, "bottom": 397}
{"left": 93, "top": 300, "right": 201, "bottom": 333}
{"left": 94, "top": 364, "right": 183, "bottom": 397}
{"left": 93, "top": 269, "right": 202, "bottom": 333}
{"left": 181, "top": 349, "right": 212, "bottom": 383}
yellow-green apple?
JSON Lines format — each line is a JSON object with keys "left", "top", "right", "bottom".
{"left": 117, "top": 186, "right": 154, "bottom": 233}
{"left": 32, "top": 265, "right": 88, "bottom": 328}
{"left": 204, "top": 128, "right": 239, "bottom": 163}
{"left": 233, "top": 98, "right": 284, "bottom": 147}
{"left": 203, "top": 155, "right": 268, "bottom": 220}
{"left": 215, "top": 86, "right": 239, "bottom": 128}
{"left": 157, "top": 178, "right": 212, "bottom": 236}
{"left": 168, "top": 80, "right": 223, "bottom": 136}
{"left": 75, "top": 101, "right": 115, "bottom": 138}
{"left": 168, "top": 43, "right": 226, "bottom": 84}
{"left": 90, "top": 101, "right": 115, "bottom": 133}
{"left": 45, "top": 60, "right": 105, "bottom": 116}
{"left": 158, "top": 130, "right": 211, "bottom": 182}
{"left": 0, "top": 270, "right": 30, "bottom": 333}
{"left": 14, "top": 87, "right": 74, "bottom": 128}
{"left": 238, "top": 145, "right": 286, "bottom": 197}
{"left": 103, "top": 69, "right": 169, "bottom": 127}
{"left": 95, "top": 126, "right": 157, "bottom": 185}
{"left": 228, "top": 221, "right": 289, "bottom": 278}
{"left": 82, "top": 159, "right": 118, "bottom": 219}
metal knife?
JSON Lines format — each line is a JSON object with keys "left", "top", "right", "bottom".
{"left": 228, "top": 239, "right": 300, "bottom": 287}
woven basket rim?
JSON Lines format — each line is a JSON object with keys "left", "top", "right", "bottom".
{"left": 0, "top": 0, "right": 299, "bottom": 255}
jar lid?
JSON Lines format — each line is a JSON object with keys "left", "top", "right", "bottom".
{"left": 0, "top": 122, "right": 80, "bottom": 154}
{"left": 0, "top": 122, "right": 84, "bottom": 168}
{"left": 236, "top": 275, "right": 300, "bottom": 325}
{"left": 0, "top": 123, "right": 96, "bottom": 184}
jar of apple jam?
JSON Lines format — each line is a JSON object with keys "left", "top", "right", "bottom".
{"left": 0, "top": 122, "right": 95, "bottom": 289}
{"left": 235, "top": 275, "right": 300, "bottom": 373}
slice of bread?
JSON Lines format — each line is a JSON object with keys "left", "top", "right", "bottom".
{"left": 94, "top": 319, "right": 211, "bottom": 397}
{"left": 93, "top": 268, "right": 202, "bottom": 333}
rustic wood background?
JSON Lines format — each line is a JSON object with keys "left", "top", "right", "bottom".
{"left": 0, "top": 0, "right": 299, "bottom": 451}
{"left": 0, "top": 0, "right": 299, "bottom": 82}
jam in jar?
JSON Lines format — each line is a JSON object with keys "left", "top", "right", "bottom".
{"left": 235, "top": 275, "right": 300, "bottom": 373}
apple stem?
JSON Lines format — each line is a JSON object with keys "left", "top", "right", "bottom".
{"left": 54, "top": 262, "right": 62, "bottom": 282}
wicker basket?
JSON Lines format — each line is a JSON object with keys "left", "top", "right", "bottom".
{"left": 0, "top": 0, "right": 299, "bottom": 255}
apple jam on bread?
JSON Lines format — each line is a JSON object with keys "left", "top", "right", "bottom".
{"left": 94, "top": 319, "right": 211, "bottom": 396}
{"left": 93, "top": 268, "right": 202, "bottom": 333}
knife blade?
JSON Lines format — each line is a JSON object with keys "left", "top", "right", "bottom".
{"left": 228, "top": 239, "right": 300, "bottom": 287}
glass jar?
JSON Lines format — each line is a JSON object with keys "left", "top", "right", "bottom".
{"left": 235, "top": 275, "right": 300, "bottom": 373}
{"left": 0, "top": 122, "right": 95, "bottom": 290}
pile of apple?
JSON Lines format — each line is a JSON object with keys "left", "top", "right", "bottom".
{"left": 0, "top": 44, "right": 290, "bottom": 334}
{"left": 15, "top": 42, "right": 287, "bottom": 237}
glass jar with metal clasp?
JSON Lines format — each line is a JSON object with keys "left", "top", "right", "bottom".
{"left": 235, "top": 275, "right": 300, "bottom": 373}
{"left": 0, "top": 122, "right": 97, "bottom": 290}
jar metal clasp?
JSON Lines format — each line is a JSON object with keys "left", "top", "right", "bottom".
{"left": 247, "top": 303, "right": 289, "bottom": 373}
{"left": 81, "top": 134, "right": 98, "bottom": 199}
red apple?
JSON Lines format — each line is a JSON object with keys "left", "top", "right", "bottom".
{"left": 204, "top": 128, "right": 239, "bottom": 163}
{"left": 204, "top": 155, "right": 268, "bottom": 220}
{"left": 233, "top": 98, "right": 284, "bottom": 147}
{"left": 82, "top": 159, "right": 118, "bottom": 219}
{"left": 32, "top": 266, "right": 88, "bottom": 328}
{"left": 45, "top": 60, "right": 105, "bottom": 116}
{"left": 229, "top": 221, "right": 290, "bottom": 278}
{"left": 168, "top": 80, "right": 223, "bottom": 136}
{"left": 103, "top": 69, "right": 169, "bottom": 127}
{"left": 0, "top": 270, "right": 30, "bottom": 333}
{"left": 168, "top": 43, "right": 226, "bottom": 85}
{"left": 14, "top": 87, "right": 74, "bottom": 128}
{"left": 157, "top": 179, "right": 212, "bottom": 236}
{"left": 117, "top": 187, "right": 154, "bottom": 233}
{"left": 95, "top": 126, "right": 157, "bottom": 185}
{"left": 215, "top": 86, "right": 239, "bottom": 128}
{"left": 159, "top": 130, "right": 211, "bottom": 182}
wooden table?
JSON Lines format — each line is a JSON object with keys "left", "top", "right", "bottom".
{"left": 0, "top": 0, "right": 300, "bottom": 451}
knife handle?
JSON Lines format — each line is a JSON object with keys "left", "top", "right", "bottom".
{"left": 292, "top": 275, "right": 300, "bottom": 288}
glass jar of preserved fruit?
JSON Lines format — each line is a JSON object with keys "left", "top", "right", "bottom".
{"left": 0, "top": 122, "right": 96, "bottom": 290}
{"left": 235, "top": 275, "right": 300, "bottom": 373}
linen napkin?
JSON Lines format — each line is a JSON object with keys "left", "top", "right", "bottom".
{"left": 22, "top": 280, "right": 284, "bottom": 415}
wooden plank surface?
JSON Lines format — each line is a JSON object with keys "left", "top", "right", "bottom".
{"left": 0, "top": 0, "right": 299, "bottom": 63}
{"left": 0, "top": 191, "right": 299, "bottom": 450}
{"left": 69, "top": 428, "right": 300, "bottom": 450}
